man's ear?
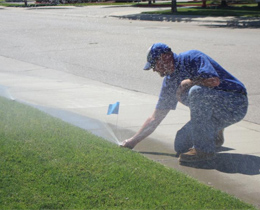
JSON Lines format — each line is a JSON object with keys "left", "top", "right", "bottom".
{"left": 161, "top": 52, "right": 173, "bottom": 61}
{"left": 161, "top": 53, "right": 167, "bottom": 60}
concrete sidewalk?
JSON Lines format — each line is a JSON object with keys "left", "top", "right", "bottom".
{"left": 0, "top": 55, "right": 260, "bottom": 208}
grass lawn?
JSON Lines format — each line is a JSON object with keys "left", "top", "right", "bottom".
{"left": 0, "top": 96, "right": 256, "bottom": 209}
{"left": 143, "top": 4, "right": 260, "bottom": 17}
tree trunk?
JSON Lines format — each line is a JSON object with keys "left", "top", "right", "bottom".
{"left": 220, "top": 0, "right": 228, "bottom": 7}
{"left": 202, "top": 0, "right": 206, "bottom": 8}
{"left": 24, "top": 0, "right": 27, "bottom": 6}
{"left": 171, "top": 0, "right": 177, "bottom": 13}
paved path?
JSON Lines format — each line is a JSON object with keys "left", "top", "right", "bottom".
{"left": 0, "top": 55, "right": 260, "bottom": 208}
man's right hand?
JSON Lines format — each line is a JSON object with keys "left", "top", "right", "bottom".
{"left": 120, "top": 138, "right": 136, "bottom": 149}
{"left": 120, "top": 109, "right": 170, "bottom": 150}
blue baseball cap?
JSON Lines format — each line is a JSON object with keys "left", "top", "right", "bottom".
{"left": 143, "top": 43, "right": 171, "bottom": 70}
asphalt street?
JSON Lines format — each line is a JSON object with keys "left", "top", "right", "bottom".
{"left": 0, "top": 5, "right": 260, "bottom": 124}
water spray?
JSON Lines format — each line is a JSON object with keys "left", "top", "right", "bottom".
{"left": 106, "top": 101, "right": 121, "bottom": 145}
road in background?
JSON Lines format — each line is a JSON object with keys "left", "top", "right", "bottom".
{"left": 0, "top": 5, "right": 260, "bottom": 123}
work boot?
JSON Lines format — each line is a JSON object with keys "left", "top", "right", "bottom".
{"left": 215, "top": 129, "right": 224, "bottom": 147}
{"left": 179, "top": 148, "right": 216, "bottom": 163}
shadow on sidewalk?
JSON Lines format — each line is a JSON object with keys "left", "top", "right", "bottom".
{"left": 180, "top": 152, "right": 260, "bottom": 175}
{"left": 112, "top": 14, "right": 260, "bottom": 29}
{"left": 201, "top": 19, "right": 260, "bottom": 28}
{"left": 140, "top": 151, "right": 177, "bottom": 158}
{"left": 139, "top": 148, "right": 260, "bottom": 175}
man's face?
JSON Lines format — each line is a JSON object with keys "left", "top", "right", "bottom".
{"left": 153, "top": 53, "right": 174, "bottom": 77}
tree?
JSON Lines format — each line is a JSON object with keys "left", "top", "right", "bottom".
{"left": 202, "top": 0, "right": 206, "bottom": 7}
{"left": 171, "top": 0, "right": 177, "bottom": 13}
{"left": 220, "top": 0, "right": 228, "bottom": 7}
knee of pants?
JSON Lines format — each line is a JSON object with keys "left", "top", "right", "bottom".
{"left": 179, "top": 86, "right": 203, "bottom": 107}
{"left": 188, "top": 85, "right": 204, "bottom": 99}
{"left": 174, "top": 128, "right": 193, "bottom": 153}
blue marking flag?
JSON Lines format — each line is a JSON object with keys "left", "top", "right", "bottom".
{"left": 107, "top": 102, "right": 120, "bottom": 115}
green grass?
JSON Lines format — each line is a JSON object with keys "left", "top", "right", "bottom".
{"left": 134, "top": 1, "right": 260, "bottom": 17}
{"left": 134, "top": 0, "right": 208, "bottom": 6}
{"left": 0, "top": 96, "right": 256, "bottom": 209}
{"left": 143, "top": 4, "right": 260, "bottom": 17}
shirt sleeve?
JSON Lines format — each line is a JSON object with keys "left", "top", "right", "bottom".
{"left": 156, "top": 76, "right": 178, "bottom": 110}
{"left": 191, "top": 55, "right": 219, "bottom": 79}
